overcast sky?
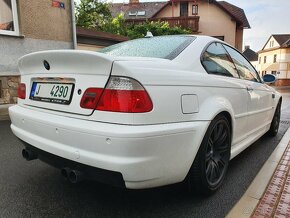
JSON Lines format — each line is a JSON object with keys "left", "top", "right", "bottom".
{"left": 77, "top": 0, "right": 290, "bottom": 51}
{"left": 224, "top": 0, "right": 290, "bottom": 51}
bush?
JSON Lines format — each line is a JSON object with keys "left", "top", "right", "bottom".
{"left": 126, "top": 20, "right": 191, "bottom": 39}
{"left": 102, "top": 13, "right": 191, "bottom": 39}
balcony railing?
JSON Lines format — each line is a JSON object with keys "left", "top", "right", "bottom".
{"left": 126, "top": 16, "right": 200, "bottom": 33}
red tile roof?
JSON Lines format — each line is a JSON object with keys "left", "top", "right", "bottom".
{"left": 109, "top": 2, "right": 169, "bottom": 20}
{"left": 217, "top": 1, "right": 250, "bottom": 28}
{"left": 110, "top": 1, "right": 250, "bottom": 29}
{"left": 272, "top": 34, "right": 290, "bottom": 46}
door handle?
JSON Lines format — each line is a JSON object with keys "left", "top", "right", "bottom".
{"left": 247, "top": 86, "right": 253, "bottom": 92}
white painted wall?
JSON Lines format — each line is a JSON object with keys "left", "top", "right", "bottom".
{"left": 264, "top": 36, "right": 280, "bottom": 50}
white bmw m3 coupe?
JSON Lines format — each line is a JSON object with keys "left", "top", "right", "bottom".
{"left": 9, "top": 35, "right": 281, "bottom": 195}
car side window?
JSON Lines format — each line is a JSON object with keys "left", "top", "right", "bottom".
{"left": 201, "top": 42, "right": 239, "bottom": 78}
{"left": 223, "top": 45, "right": 261, "bottom": 83}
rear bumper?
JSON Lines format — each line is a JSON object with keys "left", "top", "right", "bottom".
{"left": 23, "top": 142, "right": 125, "bottom": 187}
{"left": 9, "top": 105, "right": 209, "bottom": 189}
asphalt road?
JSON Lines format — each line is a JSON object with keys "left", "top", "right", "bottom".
{"left": 0, "top": 91, "right": 289, "bottom": 218}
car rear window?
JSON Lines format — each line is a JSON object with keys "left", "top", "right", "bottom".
{"left": 98, "top": 36, "right": 195, "bottom": 60}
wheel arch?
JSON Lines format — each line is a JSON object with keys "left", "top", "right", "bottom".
{"left": 272, "top": 96, "right": 282, "bottom": 119}
{"left": 278, "top": 97, "right": 282, "bottom": 105}
{"left": 219, "top": 111, "right": 233, "bottom": 141}
{"left": 202, "top": 97, "right": 236, "bottom": 145}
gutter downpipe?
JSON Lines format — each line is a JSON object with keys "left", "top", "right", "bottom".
{"left": 71, "top": 0, "right": 77, "bottom": 49}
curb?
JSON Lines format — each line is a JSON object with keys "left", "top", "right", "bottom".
{"left": 0, "top": 104, "right": 13, "bottom": 121}
{"left": 226, "top": 126, "right": 290, "bottom": 218}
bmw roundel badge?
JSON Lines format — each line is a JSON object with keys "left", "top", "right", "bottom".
{"left": 43, "top": 60, "right": 50, "bottom": 70}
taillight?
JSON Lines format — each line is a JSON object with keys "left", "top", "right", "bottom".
{"left": 80, "top": 88, "right": 103, "bottom": 109}
{"left": 17, "top": 83, "right": 26, "bottom": 99}
{"left": 80, "top": 77, "right": 153, "bottom": 113}
{"left": 96, "top": 77, "right": 153, "bottom": 113}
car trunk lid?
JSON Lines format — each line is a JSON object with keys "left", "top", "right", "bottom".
{"left": 18, "top": 50, "right": 115, "bottom": 116}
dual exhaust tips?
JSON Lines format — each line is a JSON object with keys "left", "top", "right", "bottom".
{"left": 61, "top": 168, "right": 84, "bottom": 184}
{"left": 22, "top": 148, "right": 84, "bottom": 183}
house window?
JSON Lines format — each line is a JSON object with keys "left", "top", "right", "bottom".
{"left": 212, "top": 36, "right": 225, "bottom": 41}
{"left": 272, "top": 71, "right": 277, "bottom": 75}
{"left": 180, "top": 2, "right": 188, "bottom": 17}
{"left": 0, "top": 0, "right": 19, "bottom": 36}
{"left": 264, "top": 56, "right": 267, "bottom": 63}
{"left": 192, "top": 5, "right": 198, "bottom": 15}
{"left": 137, "top": 11, "right": 146, "bottom": 16}
{"left": 273, "top": 54, "right": 277, "bottom": 63}
{"left": 259, "top": 57, "right": 261, "bottom": 64}
{"left": 128, "top": 11, "right": 137, "bottom": 16}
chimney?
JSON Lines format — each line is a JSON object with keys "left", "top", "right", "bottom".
{"left": 129, "top": 0, "right": 139, "bottom": 4}
{"left": 244, "top": 45, "right": 250, "bottom": 50}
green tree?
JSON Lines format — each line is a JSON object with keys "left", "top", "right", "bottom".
{"left": 75, "top": 0, "right": 112, "bottom": 29}
{"left": 103, "top": 13, "right": 127, "bottom": 36}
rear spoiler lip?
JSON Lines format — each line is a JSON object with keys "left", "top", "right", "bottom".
{"left": 18, "top": 49, "right": 115, "bottom": 63}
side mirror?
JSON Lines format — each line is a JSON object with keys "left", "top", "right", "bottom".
{"left": 262, "top": 74, "right": 276, "bottom": 84}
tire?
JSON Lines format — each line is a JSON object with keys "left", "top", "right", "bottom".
{"left": 268, "top": 101, "right": 281, "bottom": 137}
{"left": 187, "top": 114, "right": 231, "bottom": 195}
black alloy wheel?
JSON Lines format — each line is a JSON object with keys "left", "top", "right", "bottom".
{"left": 205, "top": 118, "right": 230, "bottom": 187}
{"left": 268, "top": 101, "right": 281, "bottom": 137}
{"left": 187, "top": 114, "right": 231, "bottom": 195}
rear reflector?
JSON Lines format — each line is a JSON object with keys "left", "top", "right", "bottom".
{"left": 18, "top": 83, "right": 26, "bottom": 99}
{"left": 80, "top": 88, "right": 103, "bottom": 109}
{"left": 80, "top": 77, "right": 153, "bottom": 113}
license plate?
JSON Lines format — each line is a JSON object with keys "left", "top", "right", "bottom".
{"left": 30, "top": 82, "right": 74, "bottom": 105}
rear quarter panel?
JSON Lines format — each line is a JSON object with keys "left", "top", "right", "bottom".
{"left": 109, "top": 59, "right": 249, "bottom": 146}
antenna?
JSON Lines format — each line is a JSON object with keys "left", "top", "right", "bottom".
{"left": 145, "top": 31, "right": 153, "bottom": 38}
